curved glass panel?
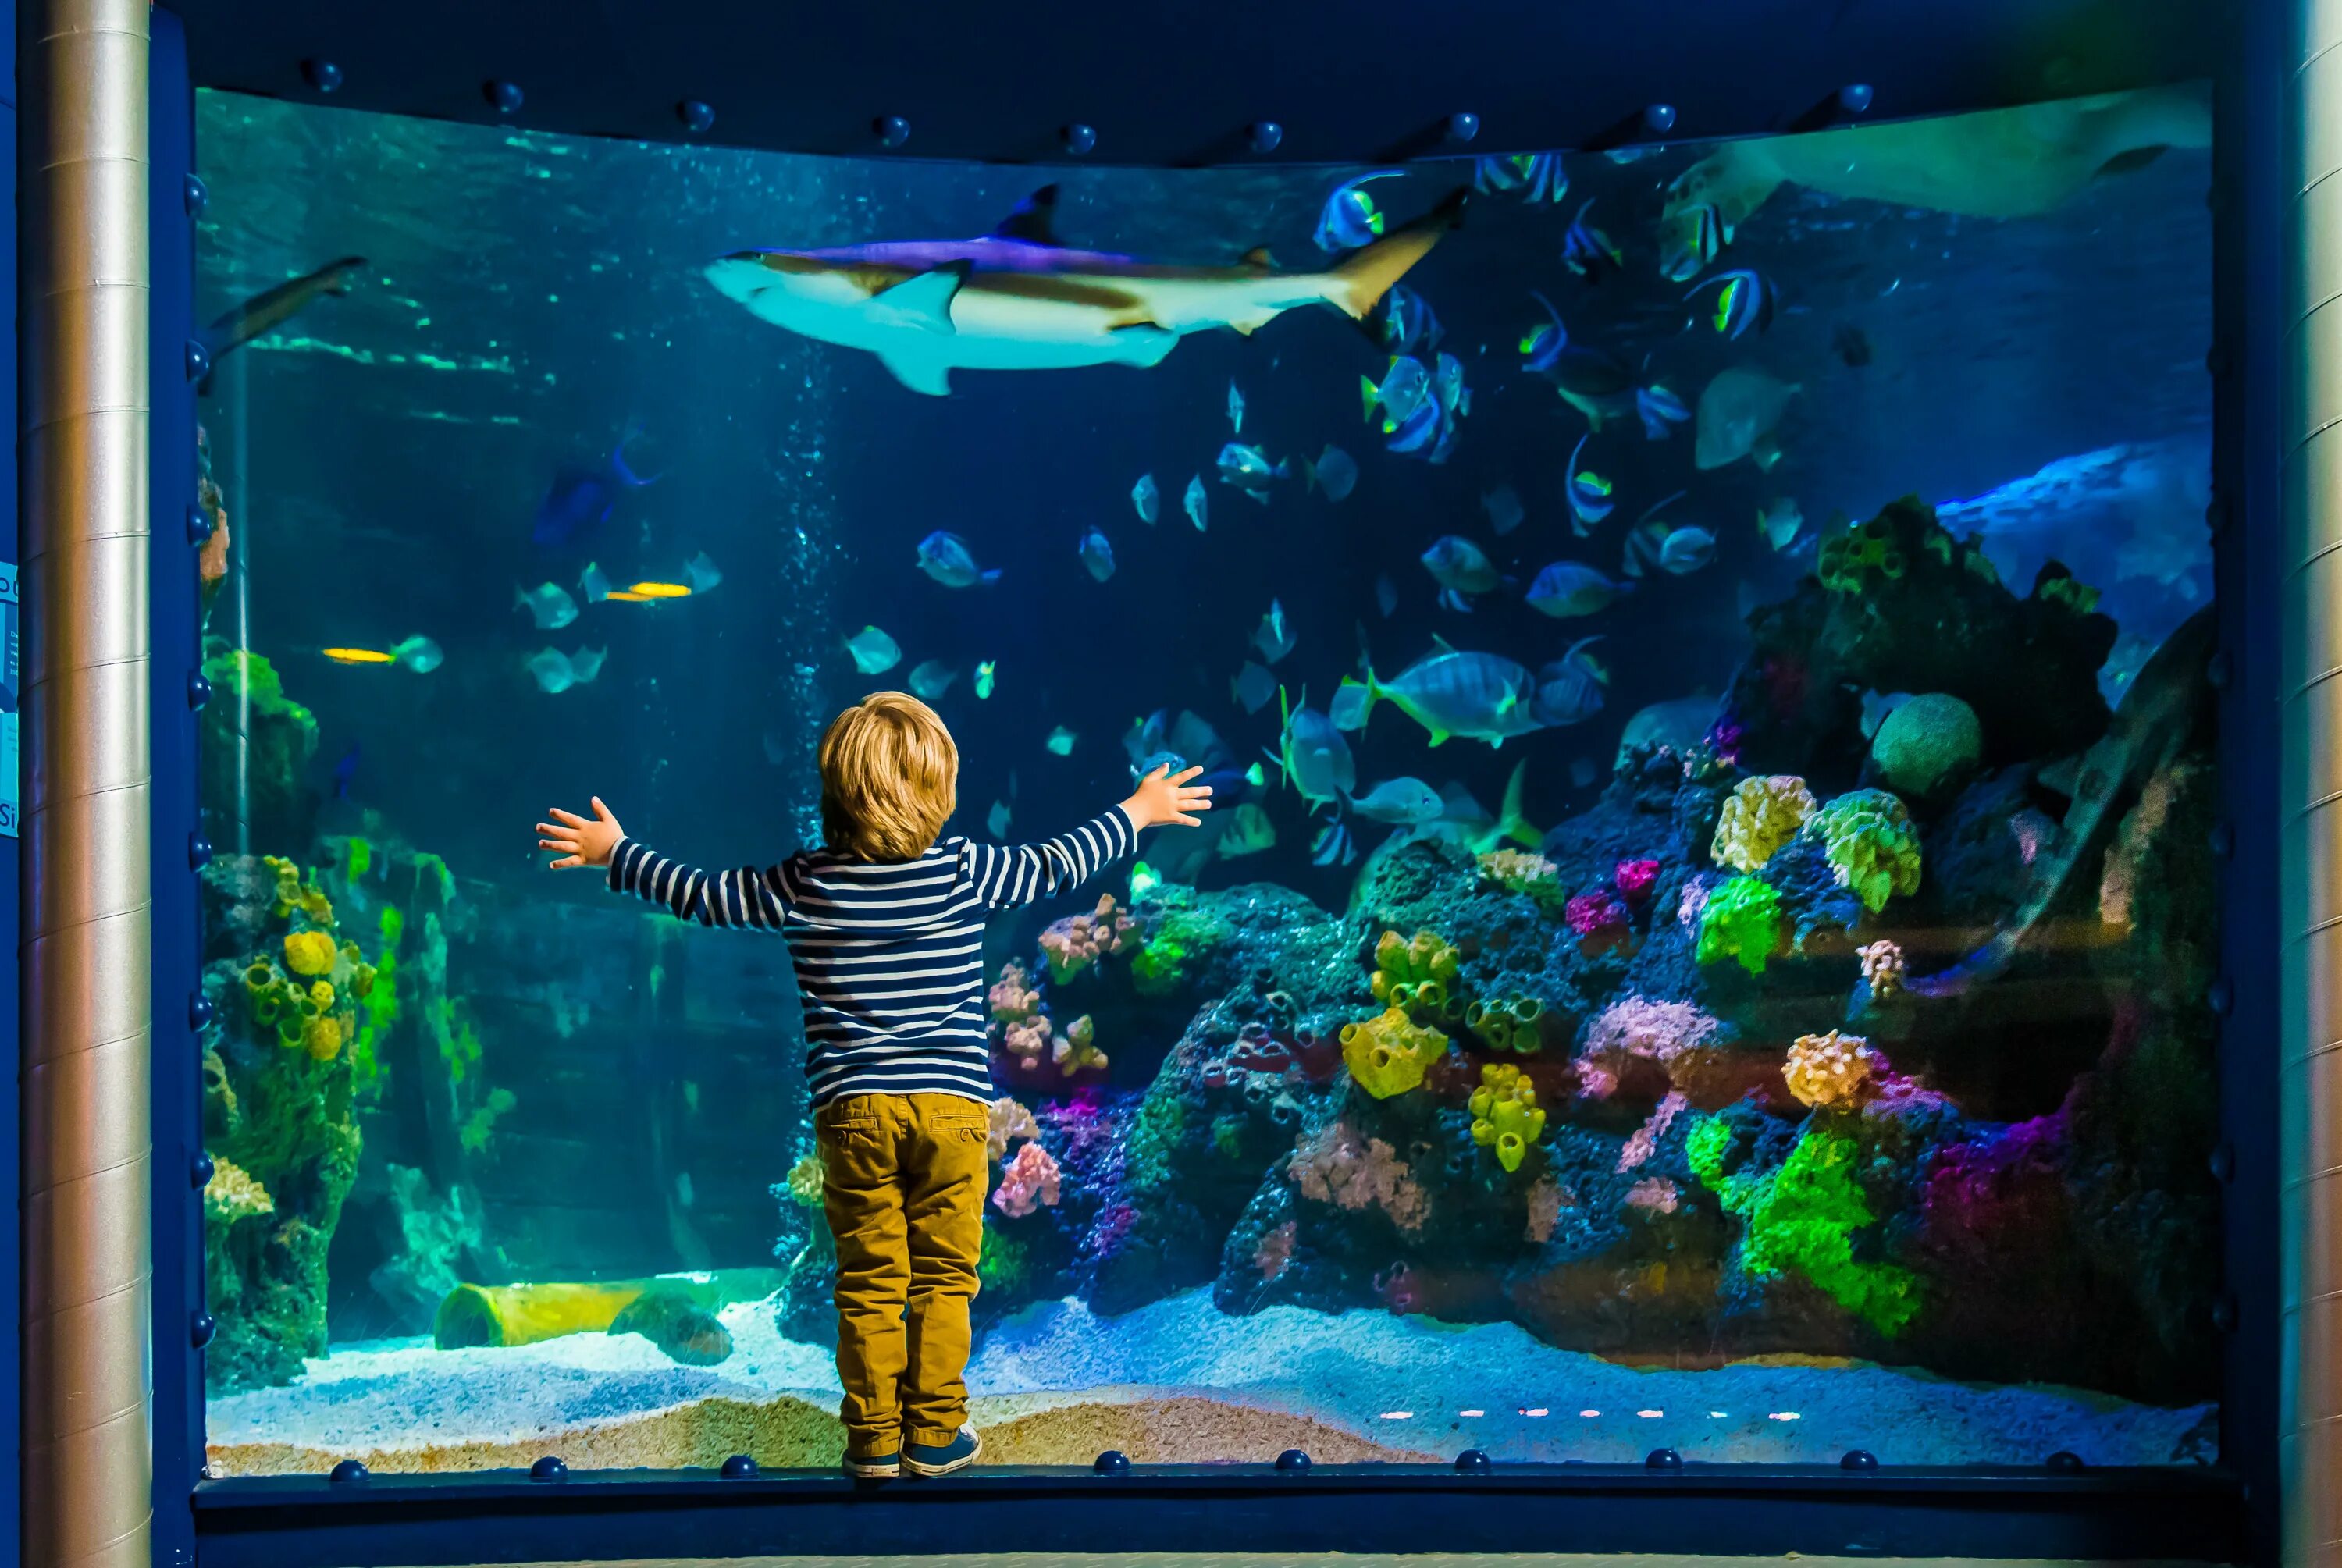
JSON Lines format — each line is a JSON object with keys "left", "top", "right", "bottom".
{"left": 194, "top": 85, "right": 2219, "bottom": 1474}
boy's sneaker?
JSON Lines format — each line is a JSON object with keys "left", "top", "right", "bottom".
{"left": 902, "top": 1424, "right": 982, "bottom": 1477}
{"left": 842, "top": 1447, "right": 899, "bottom": 1480}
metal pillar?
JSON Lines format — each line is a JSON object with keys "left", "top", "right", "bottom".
{"left": 19, "top": 0, "right": 154, "bottom": 1564}
{"left": 2284, "top": 2, "right": 2342, "bottom": 1564}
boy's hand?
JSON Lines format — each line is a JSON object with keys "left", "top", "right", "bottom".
{"left": 1120, "top": 763, "right": 1213, "bottom": 832}
{"left": 538, "top": 797, "right": 624, "bottom": 870}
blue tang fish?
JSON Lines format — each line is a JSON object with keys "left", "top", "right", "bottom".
{"left": 535, "top": 426, "right": 658, "bottom": 546}
{"left": 1315, "top": 170, "right": 1405, "bottom": 251}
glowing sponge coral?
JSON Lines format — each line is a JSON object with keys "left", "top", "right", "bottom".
{"left": 1710, "top": 775, "right": 1817, "bottom": 873}
{"left": 1813, "top": 788, "right": 1923, "bottom": 912}
{"left": 1469, "top": 1062, "right": 1547, "bottom": 1172}
{"left": 1785, "top": 1029, "right": 1876, "bottom": 1108}
{"left": 1339, "top": 1005, "right": 1443, "bottom": 1099}
{"left": 1695, "top": 875, "right": 1784, "bottom": 975}
{"left": 282, "top": 930, "right": 338, "bottom": 978}
{"left": 1372, "top": 928, "right": 1467, "bottom": 1030}
{"left": 1870, "top": 693, "right": 1981, "bottom": 797}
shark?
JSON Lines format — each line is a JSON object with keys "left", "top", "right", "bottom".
{"left": 703, "top": 184, "right": 1467, "bottom": 396}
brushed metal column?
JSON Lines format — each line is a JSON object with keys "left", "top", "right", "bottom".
{"left": 2285, "top": 2, "right": 2342, "bottom": 1563}
{"left": 19, "top": 0, "right": 154, "bottom": 1565}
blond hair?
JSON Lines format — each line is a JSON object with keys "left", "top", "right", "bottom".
{"left": 817, "top": 692, "right": 958, "bottom": 861}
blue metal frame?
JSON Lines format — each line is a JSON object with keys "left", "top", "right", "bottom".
{"left": 123, "top": 1, "right": 2280, "bottom": 1563}
{"left": 191, "top": 1463, "right": 2248, "bottom": 1568}
{"left": 0, "top": 0, "right": 18, "bottom": 1556}
{"left": 149, "top": 10, "right": 205, "bottom": 1567}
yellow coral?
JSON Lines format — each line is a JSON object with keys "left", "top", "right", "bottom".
{"left": 1055, "top": 1014, "right": 1107, "bottom": 1075}
{"left": 1469, "top": 1062, "right": 1548, "bottom": 1172}
{"left": 283, "top": 930, "right": 337, "bottom": 977}
{"left": 204, "top": 1157, "right": 275, "bottom": 1224}
{"left": 1785, "top": 1029, "right": 1875, "bottom": 1108}
{"left": 1338, "top": 1006, "right": 1443, "bottom": 1099}
{"left": 1478, "top": 848, "right": 1559, "bottom": 896}
{"left": 1371, "top": 928, "right": 1467, "bottom": 1029}
{"left": 308, "top": 980, "right": 336, "bottom": 1008}
{"left": 1711, "top": 775, "right": 1817, "bottom": 873}
{"left": 301, "top": 1014, "right": 343, "bottom": 1062}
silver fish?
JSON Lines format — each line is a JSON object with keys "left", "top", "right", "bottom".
{"left": 1079, "top": 526, "right": 1117, "bottom": 582}
{"left": 684, "top": 550, "right": 723, "bottom": 593}
{"left": 917, "top": 530, "right": 1002, "bottom": 588}
{"left": 846, "top": 624, "right": 902, "bottom": 674}
{"left": 516, "top": 581, "right": 579, "bottom": 630}
{"left": 1311, "top": 444, "right": 1358, "bottom": 503}
{"left": 1420, "top": 535, "right": 1503, "bottom": 596}
{"left": 1232, "top": 660, "right": 1277, "bottom": 714}
{"left": 909, "top": 660, "right": 958, "bottom": 699}
{"left": 1252, "top": 599, "right": 1297, "bottom": 665}
{"left": 1133, "top": 472, "right": 1161, "bottom": 524}
{"left": 1695, "top": 366, "right": 1799, "bottom": 471}
{"left": 1184, "top": 473, "right": 1208, "bottom": 532}
{"left": 579, "top": 561, "right": 613, "bottom": 604}
{"left": 1228, "top": 379, "right": 1246, "bottom": 433}
{"left": 1347, "top": 775, "right": 1445, "bottom": 825}
{"left": 1482, "top": 485, "right": 1524, "bottom": 536}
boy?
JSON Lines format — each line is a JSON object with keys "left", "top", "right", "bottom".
{"left": 536, "top": 691, "right": 1210, "bottom": 1478}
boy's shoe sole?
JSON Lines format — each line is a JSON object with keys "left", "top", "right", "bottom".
{"left": 842, "top": 1454, "right": 900, "bottom": 1479}
{"left": 902, "top": 1425, "right": 982, "bottom": 1477}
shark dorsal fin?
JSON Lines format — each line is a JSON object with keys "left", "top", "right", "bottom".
{"left": 1240, "top": 245, "right": 1277, "bottom": 269}
{"left": 992, "top": 187, "right": 1062, "bottom": 246}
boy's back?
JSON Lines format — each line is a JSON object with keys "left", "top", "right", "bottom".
{"left": 606, "top": 814, "right": 1136, "bottom": 1105}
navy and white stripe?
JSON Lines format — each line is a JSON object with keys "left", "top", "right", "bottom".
{"left": 607, "top": 806, "right": 1136, "bottom": 1107}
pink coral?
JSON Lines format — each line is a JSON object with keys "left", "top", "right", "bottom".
{"left": 1564, "top": 888, "right": 1630, "bottom": 938}
{"left": 1676, "top": 877, "right": 1711, "bottom": 933}
{"left": 1616, "top": 1089, "right": 1689, "bottom": 1173}
{"left": 1287, "top": 1119, "right": 1428, "bottom": 1232}
{"left": 991, "top": 1140, "right": 1062, "bottom": 1217}
{"left": 1255, "top": 1220, "right": 1297, "bottom": 1282}
{"left": 1624, "top": 1176, "right": 1681, "bottom": 1215}
{"left": 1001, "top": 1015, "right": 1052, "bottom": 1066}
{"left": 1575, "top": 996, "right": 1724, "bottom": 1101}
{"left": 1525, "top": 1175, "right": 1575, "bottom": 1243}
{"left": 1039, "top": 894, "right": 1136, "bottom": 983}
{"left": 1614, "top": 858, "right": 1660, "bottom": 908}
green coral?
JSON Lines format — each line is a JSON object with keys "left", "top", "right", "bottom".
{"left": 1817, "top": 516, "right": 1906, "bottom": 594}
{"left": 1811, "top": 789, "right": 1923, "bottom": 913}
{"left": 457, "top": 1086, "right": 518, "bottom": 1154}
{"left": 1128, "top": 883, "right": 1234, "bottom": 997}
{"left": 1870, "top": 694, "right": 1981, "bottom": 797}
{"left": 1464, "top": 994, "right": 1548, "bottom": 1054}
{"left": 1710, "top": 775, "right": 1817, "bottom": 873}
{"left": 978, "top": 1225, "right": 1031, "bottom": 1295}
{"left": 1370, "top": 928, "right": 1468, "bottom": 1030}
{"left": 1696, "top": 876, "right": 1785, "bottom": 975}
{"left": 2034, "top": 564, "right": 2101, "bottom": 615}
{"left": 1687, "top": 1116, "right": 1921, "bottom": 1336}
{"left": 1468, "top": 1062, "right": 1547, "bottom": 1172}
{"left": 345, "top": 836, "right": 372, "bottom": 880}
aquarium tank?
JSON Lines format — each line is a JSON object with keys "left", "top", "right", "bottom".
{"left": 190, "top": 82, "right": 2219, "bottom": 1474}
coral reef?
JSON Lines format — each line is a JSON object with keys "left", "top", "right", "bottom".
{"left": 1468, "top": 1063, "right": 1547, "bottom": 1173}
{"left": 1055, "top": 1014, "right": 1107, "bottom": 1076}
{"left": 1041, "top": 894, "right": 1135, "bottom": 983}
{"left": 1370, "top": 927, "right": 1468, "bottom": 1030}
{"left": 1857, "top": 940, "right": 1904, "bottom": 998}
{"left": 1337, "top": 1007, "right": 1443, "bottom": 1100}
{"left": 1870, "top": 693, "right": 1982, "bottom": 797}
{"left": 1811, "top": 789, "right": 1924, "bottom": 913}
{"left": 988, "top": 1097, "right": 1040, "bottom": 1161}
{"left": 199, "top": 640, "right": 319, "bottom": 852}
{"left": 1696, "top": 875, "right": 1785, "bottom": 975}
{"left": 1710, "top": 775, "right": 1817, "bottom": 873}
{"left": 1463, "top": 993, "right": 1550, "bottom": 1054}
{"left": 1784, "top": 1030, "right": 1878, "bottom": 1109}
{"left": 993, "top": 1141, "right": 1063, "bottom": 1218}
{"left": 1477, "top": 848, "right": 1564, "bottom": 912}
{"left": 1287, "top": 1120, "right": 1428, "bottom": 1232}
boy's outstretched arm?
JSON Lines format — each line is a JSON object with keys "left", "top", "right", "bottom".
{"left": 536, "top": 796, "right": 787, "bottom": 930}
{"left": 969, "top": 764, "right": 1212, "bottom": 912}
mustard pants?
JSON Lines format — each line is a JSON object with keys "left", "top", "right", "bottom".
{"left": 814, "top": 1092, "right": 988, "bottom": 1452}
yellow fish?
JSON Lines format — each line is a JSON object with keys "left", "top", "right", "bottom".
{"left": 603, "top": 589, "right": 653, "bottom": 603}
{"left": 626, "top": 581, "right": 692, "bottom": 599}
{"left": 323, "top": 647, "right": 395, "bottom": 665}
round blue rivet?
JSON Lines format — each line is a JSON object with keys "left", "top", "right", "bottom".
{"left": 329, "top": 1459, "right": 370, "bottom": 1484}
{"left": 1840, "top": 1449, "right": 1878, "bottom": 1472}
{"left": 192, "top": 1151, "right": 215, "bottom": 1189}
{"left": 301, "top": 59, "right": 342, "bottom": 94}
{"left": 190, "top": 834, "right": 214, "bottom": 869}
{"left": 2207, "top": 650, "right": 2233, "bottom": 689}
{"left": 183, "top": 173, "right": 208, "bottom": 218}
{"left": 2210, "top": 1143, "right": 2235, "bottom": 1182}
{"left": 678, "top": 100, "right": 715, "bottom": 133}
{"left": 184, "top": 502, "right": 213, "bottom": 546}
{"left": 187, "top": 672, "right": 212, "bottom": 709}
{"left": 1645, "top": 1447, "right": 1683, "bottom": 1470}
{"left": 1274, "top": 1448, "right": 1310, "bottom": 1472}
{"left": 1248, "top": 120, "right": 1284, "bottom": 154}
{"left": 1454, "top": 1448, "right": 1491, "bottom": 1473}
{"left": 485, "top": 80, "right": 524, "bottom": 115}
{"left": 1062, "top": 123, "right": 1098, "bottom": 156}
{"left": 530, "top": 1456, "right": 568, "bottom": 1481}
{"left": 2045, "top": 1449, "right": 2084, "bottom": 1473}
{"left": 190, "top": 994, "right": 215, "bottom": 1030}
{"left": 875, "top": 115, "right": 911, "bottom": 148}
{"left": 1643, "top": 103, "right": 1677, "bottom": 134}
{"left": 720, "top": 1453, "right": 757, "bottom": 1479}
{"left": 191, "top": 1311, "right": 216, "bottom": 1348}
{"left": 1093, "top": 1449, "right": 1130, "bottom": 1474}
{"left": 1446, "top": 112, "right": 1480, "bottom": 144}
{"left": 1838, "top": 83, "right": 1875, "bottom": 115}
{"left": 185, "top": 340, "right": 211, "bottom": 383}
{"left": 2208, "top": 978, "right": 2233, "bottom": 1016}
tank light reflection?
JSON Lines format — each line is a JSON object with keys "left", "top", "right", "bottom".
{"left": 1579, "top": 1409, "right": 1600, "bottom": 1417}
{"left": 1521, "top": 1407, "right": 1549, "bottom": 1417}
{"left": 1638, "top": 1410, "right": 1664, "bottom": 1418}
{"left": 1379, "top": 1410, "right": 1415, "bottom": 1420}
{"left": 1767, "top": 1411, "right": 1802, "bottom": 1421}
{"left": 1459, "top": 1409, "right": 1484, "bottom": 1417}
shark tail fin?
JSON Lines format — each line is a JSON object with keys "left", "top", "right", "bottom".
{"left": 1496, "top": 759, "right": 1539, "bottom": 848}
{"left": 1326, "top": 187, "right": 1468, "bottom": 322}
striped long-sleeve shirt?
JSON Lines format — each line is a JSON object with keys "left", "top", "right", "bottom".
{"left": 607, "top": 805, "right": 1136, "bottom": 1107}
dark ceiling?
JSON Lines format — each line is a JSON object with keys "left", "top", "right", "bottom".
{"left": 166, "top": 0, "right": 2219, "bottom": 167}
